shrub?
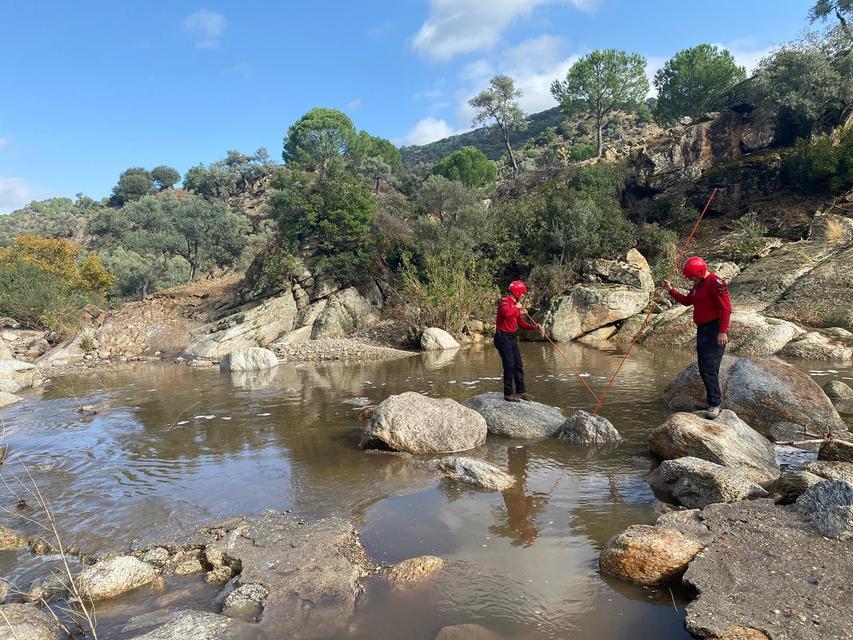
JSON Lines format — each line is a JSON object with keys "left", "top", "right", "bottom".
{"left": 732, "top": 211, "right": 769, "bottom": 255}
{"left": 636, "top": 224, "right": 678, "bottom": 282}
{"left": 431, "top": 146, "right": 497, "bottom": 188}
{"left": 570, "top": 141, "right": 597, "bottom": 161}
{"left": 527, "top": 263, "right": 577, "bottom": 307}
{"left": 402, "top": 253, "right": 497, "bottom": 334}
{"left": 783, "top": 130, "right": 853, "bottom": 193}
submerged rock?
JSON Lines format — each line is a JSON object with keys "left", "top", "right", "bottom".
{"left": 383, "top": 555, "right": 444, "bottom": 584}
{"left": 649, "top": 457, "right": 768, "bottom": 509}
{"left": 0, "top": 604, "right": 61, "bottom": 640}
{"left": 558, "top": 410, "right": 621, "bottom": 445}
{"left": 824, "top": 380, "right": 853, "bottom": 401}
{"left": 437, "top": 456, "right": 515, "bottom": 491}
{"left": 420, "top": 327, "right": 460, "bottom": 351}
{"left": 221, "top": 583, "right": 269, "bottom": 622}
{"left": 462, "top": 392, "right": 565, "bottom": 438}
{"left": 663, "top": 356, "right": 847, "bottom": 441}
{"left": 648, "top": 410, "right": 779, "bottom": 485}
{"left": 434, "top": 624, "right": 505, "bottom": 640}
{"left": 129, "top": 610, "right": 241, "bottom": 639}
{"left": 599, "top": 525, "right": 703, "bottom": 585}
{"left": 795, "top": 479, "right": 853, "bottom": 540}
{"left": 77, "top": 555, "right": 158, "bottom": 601}
{"left": 361, "top": 392, "right": 487, "bottom": 454}
{"left": 219, "top": 347, "right": 279, "bottom": 372}
{"left": 0, "top": 526, "right": 27, "bottom": 551}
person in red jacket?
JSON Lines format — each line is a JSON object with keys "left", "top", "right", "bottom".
{"left": 664, "top": 256, "right": 732, "bottom": 419}
{"left": 495, "top": 281, "right": 542, "bottom": 402}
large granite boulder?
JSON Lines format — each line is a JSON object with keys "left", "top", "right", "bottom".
{"left": 649, "top": 457, "right": 768, "bottom": 509}
{"left": 648, "top": 410, "right": 779, "bottom": 485}
{"left": 558, "top": 410, "right": 622, "bottom": 445}
{"left": 599, "top": 525, "right": 703, "bottom": 585}
{"left": 663, "top": 356, "right": 847, "bottom": 440}
{"left": 586, "top": 255, "right": 654, "bottom": 292}
{"left": 779, "top": 330, "right": 853, "bottom": 361}
{"left": 462, "top": 392, "right": 565, "bottom": 438}
{"left": 77, "top": 555, "right": 159, "bottom": 601}
{"left": 543, "top": 284, "right": 650, "bottom": 342}
{"left": 311, "top": 287, "right": 381, "bottom": 339}
{"left": 129, "top": 611, "right": 241, "bottom": 639}
{"left": 184, "top": 292, "right": 298, "bottom": 360}
{"left": 219, "top": 347, "right": 279, "bottom": 372}
{"left": 420, "top": 327, "right": 460, "bottom": 351}
{"left": 361, "top": 392, "right": 487, "bottom": 454}
{"left": 0, "top": 604, "right": 61, "bottom": 640}
{"left": 824, "top": 380, "right": 853, "bottom": 401}
{"left": 437, "top": 457, "right": 515, "bottom": 491}
{"left": 795, "top": 479, "right": 853, "bottom": 540}
{"left": 0, "top": 359, "right": 44, "bottom": 394}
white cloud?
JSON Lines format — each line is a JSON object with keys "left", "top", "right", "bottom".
{"left": 182, "top": 10, "right": 226, "bottom": 49}
{"left": 401, "top": 117, "right": 457, "bottom": 145}
{"left": 722, "top": 42, "right": 773, "bottom": 75}
{"left": 0, "top": 178, "right": 33, "bottom": 214}
{"left": 347, "top": 98, "right": 362, "bottom": 111}
{"left": 411, "top": 0, "right": 595, "bottom": 61}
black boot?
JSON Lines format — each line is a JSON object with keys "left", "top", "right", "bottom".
{"left": 504, "top": 394, "right": 520, "bottom": 403}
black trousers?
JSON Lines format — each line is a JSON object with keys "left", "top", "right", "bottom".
{"left": 494, "top": 331, "right": 525, "bottom": 396}
{"left": 696, "top": 320, "right": 725, "bottom": 407}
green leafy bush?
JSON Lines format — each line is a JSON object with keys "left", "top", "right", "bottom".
{"left": 431, "top": 146, "right": 497, "bottom": 188}
{"left": 783, "top": 131, "right": 853, "bottom": 193}
{"left": 636, "top": 224, "right": 678, "bottom": 282}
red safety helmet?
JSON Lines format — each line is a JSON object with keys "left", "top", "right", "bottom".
{"left": 682, "top": 256, "right": 708, "bottom": 279}
{"left": 508, "top": 281, "right": 527, "bottom": 299}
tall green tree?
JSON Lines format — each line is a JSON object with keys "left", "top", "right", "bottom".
{"left": 809, "top": 0, "right": 852, "bottom": 34}
{"left": 551, "top": 50, "right": 649, "bottom": 157}
{"left": 282, "top": 108, "right": 357, "bottom": 172}
{"left": 269, "top": 165, "right": 375, "bottom": 283}
{"left": 151, "top": 165, "right": 181, "bottom": 190}
{"left": 469, "top": 75, "right": 527, "bottom": 174}
{"left": 653, "top": 45, "right": 746, "bottom": 122}
{"left": 363, "top": 156, "right": 391, "bottom": 192}
{"left": 110, "top": 167, "right": 154, "bottom": 206}
{"left": 431, "top": 146, "right": 496, "bottom": 188}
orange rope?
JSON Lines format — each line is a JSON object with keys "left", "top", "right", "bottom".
{"left": 590, "top": 188, "right": 719, "bottom": 415}
{"left": 521, "top": 311, "right": 601, "bottom": 402}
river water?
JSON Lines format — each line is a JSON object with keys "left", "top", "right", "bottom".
{"left": 1, "top": 343, "right": 850, "bottom": 639}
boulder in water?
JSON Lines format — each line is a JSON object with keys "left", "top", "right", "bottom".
{"left": 77, "top": 555, "right": 159, "bottom": 601}
{"left": 462, "top": 392, "right": 565, "bottom": 438}
{"left": 437, "top": 456, "right": 515, "bottom": 491}
{"left": 780, "top": 331, "right": 853, "bottom": 361}
{"left": 0, "top": 604, "right": 61, "bottom": 640}
{"left": 648, "top": 410, "right": 779, "bottom": 485}
{"left": 795, "top": 479, "right": 853, "bottom": 540}
{"left": 558, "top": 410, "right": 622, "bottom": 445}
{"left": 0, "top": 359, "right": 43, "bottom": 394}
{"left": 663, "top": 356, "right": 847, "bottom": 441}
{"left": 219, "top": 347, "right": 279, "bottom": 372}
{"left": 824, "top": 380, "right": 853, "bottom": 401}
{"left": 420, "top": 327, "right": 460, "bottom": 351}
{"left": 649, "top": 457, "right": 768, "bottom": 509}
{"left": 361, "top": 392, "right": 487, "bottom": 454}
{"left": 599, "top": 525, "right": 703, "bottom": 585}
{"left": 383, "top": 555, "right": 444, "bottom": 585}
{"left": 128, "top": 610, "right": 241, "bottom": 639}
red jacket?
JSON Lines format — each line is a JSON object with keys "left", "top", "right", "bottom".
{"left": 669, "top": 273, "right": 732, "bottom": 333}
{"left": 496, "top": 295, "right": 537, "bottom": 333}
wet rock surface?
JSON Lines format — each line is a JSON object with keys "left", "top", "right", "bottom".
{"left": 382, "top": 555, "right": 444, "bottom": 585}
{"left": 648, "top": 410, "right": 779, "bottom": 485}
{"left": 362, "top": 392, "right": 487, "bottom": 453}
{"left": 0, "top": 603, "right": 61, "bottom": 640}
{"left": 437, "top": 456, "right": 515, "bottom": 491}
{"left": 129, "top": 610, "right": 242, "bottom": 639}
{"left": 681, "top": 500, "right": 852, "bottom": 640}
{"left": 462, "top": 392, "right": 565, "bottom": 438}
{"left": 649, "top": 456, "right": 768, "bottom": 509}
{"left": 664, "top": 356, "right": 847, "bottom": 441}
{"left": 558, "top": 410, "right": 622, "bottom": 445}
{"left": 77, "top": 555, "right": 159, "bottom": 601}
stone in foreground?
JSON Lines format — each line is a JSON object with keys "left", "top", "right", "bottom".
{"left": 383, "top": 555, "right": 444, "bottom": 584}
{"left": 0, "top": 359, "right": 44, "bottom": 394}
{"left": 77, "top": 555, "right": 158, "bottom": 601}
{"left": 648, "top": 410, "right": 779, "bottom": 485}
{"left": 219, "top": 347, "right": 279, "bottom": 371}
{"left": 663, "top": 356, "right": 847, "bottom": 441}
{"left": 682, "top": 500, "right": 851, "bottom": 640}
{"left": 771, "top": 469, "right": 824, "bottom": 504}
{"left": 558, "top": 410, "right": 622, "bottom": 445}
{"left": 362, "top": 392, "right": 487, "bottom": 454}
{"left": 437, "top": 456, "right": 515, "bottom": 491}
{"left": 599, "top": 525, "right": 703, "bottom": 585}
{"left": 463, "top": 392, "right": 565, "bottom": 438}
{"left": 649, "top": 457, "right": 768, "bottom": 509}
{"left": 0, "top": 603, "right": 60, "bottom": 640}
{"left": 420, "top": 327, "right": 460, "bottom": 351}
{"left": 129, "top": 611, "right": 241, "bottom": 639}
{"left": 795, "top": 479, "right": 853, "bottom": 540}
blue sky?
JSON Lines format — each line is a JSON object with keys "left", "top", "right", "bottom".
{"left": 0, "top": 0, "right": 815, "bottom": 212}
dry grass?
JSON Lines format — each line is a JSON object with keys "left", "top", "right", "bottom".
{"left": 823, "top": 216, "right": 850, "bottom": 244}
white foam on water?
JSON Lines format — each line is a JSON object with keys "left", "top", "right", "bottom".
{"left": 256, "top": 413, "right": 271, "bottom": 417}
{"left": 176, "top": 420, "right": 189, "bottom": 426}
{"left": 221, "top": 417, "right": 232, "bottom": 421}
{"left": 194, "top": 415, "right": 215, "bottom": 420}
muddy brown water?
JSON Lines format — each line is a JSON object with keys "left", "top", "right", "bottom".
{"left": 1, "top": 343, "right": 850, "bottom": 639}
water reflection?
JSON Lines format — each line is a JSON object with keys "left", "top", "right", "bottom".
{"left": 490, "top": 446, "right": 545, "bottom": 547}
